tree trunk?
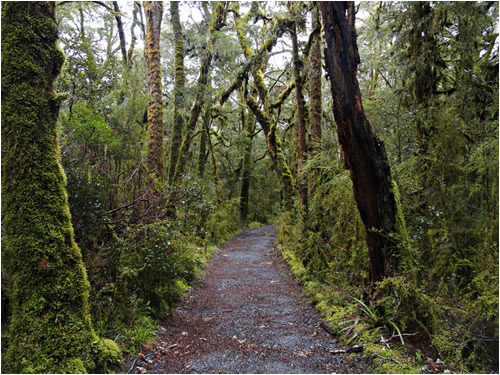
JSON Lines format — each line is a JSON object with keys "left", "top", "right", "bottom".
{"left": 239, "top": 98, "right": 256, "bottom": 223}
{"left": 320, "top": 2, "right": 400, "bottom": 283}
{"left": 411, "top": 2, "right": 436, "bottom": 190}
{"left": 113, "top": 1, "right": 128, "bottom": 66}
{"left": 1, "top": 2, "right": 118, "bottom": 372}
{"left": 127, "top": 1, "right": 141, "bottom": 70}
{"left": 144, "top": 1, "right": 164, "bottom": 191}
{"left": 308, "top": 5, "right": 323, "bottom": 202}
{"left": 309, "top": 5, "right": 322, "bottom": 154}
{"left": 234, "top": 4, "right": 294, "bottom": 211}
{"left": 168, "top": 1, "right": 185, "bottom": 184}
{"left": 197, "top": 103, "right": 211, "bottom": 178}
{"left": 174, "top": 2, "right": 226, "bottom": 182}
{"left": 291, "top": 23, "right": 309, "bottom": 225}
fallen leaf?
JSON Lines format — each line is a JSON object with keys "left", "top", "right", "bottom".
{"left": 136, "top": 366, "right": 147, "bottom": 374}
{"left": 168, "top": 344, "right": 178, "bottom": 349}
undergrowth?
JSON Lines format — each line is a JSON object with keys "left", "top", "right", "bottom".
{"left": 277, "top": 164, "right": 498, "bottom": 373}
{"left": 42, "top": 176, "right": 246, "bottom": 366}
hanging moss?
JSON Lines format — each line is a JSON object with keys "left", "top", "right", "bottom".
{"left": 1, "top": 3, "right": 119, "bottom": 373}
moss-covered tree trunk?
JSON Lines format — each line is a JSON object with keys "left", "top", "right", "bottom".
{"left": 144, "top": 1, "right": 164, "bottom": 192}
{"left": 174, "top": 2, "right": 226, "bottom": 182}
{"left": 309, "top": 5, "right": 322, "bottom": 154}
{"left": 239, "top": 94, "right": 256, "bottom": 223}
{"left": 233, "top": 4, "right": 294, "bottom": 211}
{"left": 410, "top": 2, "right": 436, "bottom": 211}
{"left": 197, "top": 102, "right": 211, "bottom": 178}
{"left": 321, "top": 2, "right": 401, "bottom": 283}
{"left": 1, "top": 2, "right": 118, "bottom": 372}
{"left": 168, "top": 1, "right": 185, "bottom": 184}
{"left": 291, "top": 23, "right": 309, "bottom": 226}
{"left": 308, "top": 5, "right": 323, "bottom": 201}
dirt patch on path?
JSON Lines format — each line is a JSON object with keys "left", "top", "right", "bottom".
{"left": 127, "top": 225, "right": 351, "bottom": 373}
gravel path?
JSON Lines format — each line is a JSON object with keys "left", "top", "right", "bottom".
{"left": 127, "top": 225, "right": 350, "bottom": 373}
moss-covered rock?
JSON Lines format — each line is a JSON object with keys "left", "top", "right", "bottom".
{"left": 1, "top": 2, "right": 119, "bottom": 372}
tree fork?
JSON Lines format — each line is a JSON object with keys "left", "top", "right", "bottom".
{"left": 174, "top": 2, "right": 226, "bottom": 182}
{"left": 235, "top": 6, "right": 294, "bottom": 211}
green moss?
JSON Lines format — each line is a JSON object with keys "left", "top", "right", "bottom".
{"left": 168, "top": 1, "right": 186, "bottom": 183}
{"left": 1, "top": 3, "right": 119, "bottom": 372}
{"left": 272, "top": 80, "right": 296, "bottom": 108}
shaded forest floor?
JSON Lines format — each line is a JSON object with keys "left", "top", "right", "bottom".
{"left": 123, "top": 225, "right": 355, "bottom": 374}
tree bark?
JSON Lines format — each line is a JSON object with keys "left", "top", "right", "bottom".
{"left": 239, "top": 91, "right": 256, "bottom": 223}
{"left": 1, "top": 2, "right": 118, "bottom": 372}
{"left": 234, "top": 4, "right": 294, "bottom": 211}
{"left": 144, "top": 1, "right": 164, "bottom": 190}
{"left": 219, "top": 8, "right": 294, "bottom": 107}
{"left": 168, "top": 1, "right": 185, "bottom": 184}
{"left": 291, "top": 23, "right": 309, "bottom": 225}
{"left": 197, "top": 104, "right": 211, "bottom": 178}
{"left": 309, "top": 5, "right": 322, "bottom": 154}
{"left": 320, "top": 2, "right": 399, "bottom": 283}
{"left": 113, "top": 1, "right": 128, "bottom": 66}
{"left": 174, "top": 2, "right": 226, "bottom": 182}
{"left": 127, "top": 1, "right": 142, "bottom": 70}
{"left": 411, "top": 2, "right": 435, "bottom": 178}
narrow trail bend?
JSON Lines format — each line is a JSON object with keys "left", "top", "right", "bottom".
{"left": 129, "top": 225, "right": 350, "bottom": 374}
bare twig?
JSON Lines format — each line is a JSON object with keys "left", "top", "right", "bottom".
{"left": 126, "top": 356, "right": 138, "bottom": 374}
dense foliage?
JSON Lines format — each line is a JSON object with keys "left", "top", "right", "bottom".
{"left": 1, "top": 1, "right": 497, "bottom": 373}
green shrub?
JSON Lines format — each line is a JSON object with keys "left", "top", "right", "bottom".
{"left": 116, "top": 221, "right": 201, "bottom": 315}
{"left": 206, "top": 198, "right": 240, "bottom": 242}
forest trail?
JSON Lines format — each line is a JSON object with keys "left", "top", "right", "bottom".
{"left": 126, "top": 225, "right": 350, "bottom": 374}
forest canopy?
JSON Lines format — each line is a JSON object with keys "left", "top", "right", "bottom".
{"left": 1, "top": 1, "right": 498, "bottom": 373}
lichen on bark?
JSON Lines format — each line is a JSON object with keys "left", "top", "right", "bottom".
{"left": 1, "top": 2, "right": 119, "bottom": 372}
